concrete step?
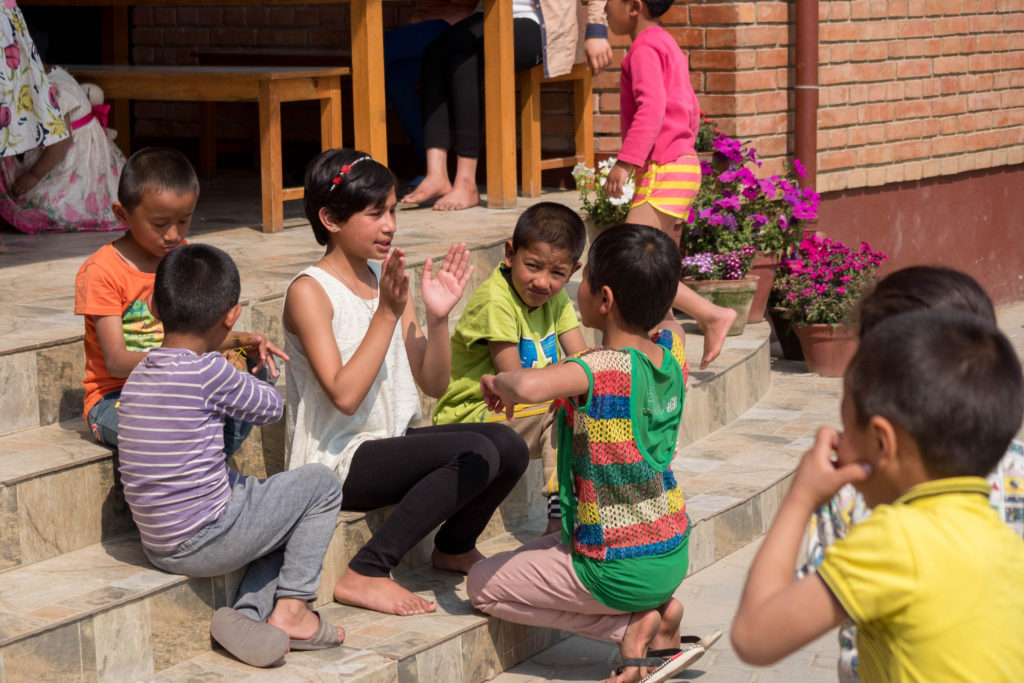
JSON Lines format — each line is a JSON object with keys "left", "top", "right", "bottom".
{"left": 0, "top": 323, "right": 772, "bottom": 572}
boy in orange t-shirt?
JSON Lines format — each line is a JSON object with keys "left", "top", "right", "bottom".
{"left": 74, "top": 147, "right": 285, "bottom": 448}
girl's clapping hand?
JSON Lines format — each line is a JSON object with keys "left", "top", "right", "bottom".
{"left": 421, "top": 242, "right": 474, "bottom": 321}
{"left": 380, "top": 247, "right": 410, "bottom": 318}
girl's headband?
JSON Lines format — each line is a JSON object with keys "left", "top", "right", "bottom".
{"left": 329, "top": 156, "right": 373, "bottom": 191}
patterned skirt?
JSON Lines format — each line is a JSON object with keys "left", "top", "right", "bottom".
{"left": 1, "top": 5, "right": 68, "bottom": 157}
{"left": 630, "top": 154, "right": 701, "bottom": 220}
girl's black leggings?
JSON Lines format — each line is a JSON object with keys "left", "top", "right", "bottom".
{"left": 341, "top": 422, "right": 530, "bottom": 577}
{"left": 420, "top": 12, "right": 543, "bottom": 159}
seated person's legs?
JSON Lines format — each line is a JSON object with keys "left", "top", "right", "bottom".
{"left": 145, "top": 464, "right": 343, "bottom": 652}
{"left": 332, "top": 422, "right": 528, "bottom": 615}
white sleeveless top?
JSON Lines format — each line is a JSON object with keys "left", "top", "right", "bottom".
{"left": 284, "top": 263, "right": 421, "bottom": 484}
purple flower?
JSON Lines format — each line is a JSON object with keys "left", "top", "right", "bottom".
{"left": 793, "top": 159, "right": 806, "bottom": 178}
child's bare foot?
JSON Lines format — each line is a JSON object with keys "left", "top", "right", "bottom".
{"left": 267, "top": 596, "right": 344, "bottom": 645}
{"left": 606, "top": 609, "right": 661, "bottom": 683}
{"left": 433, "top": 177, "right": 479, "bottom": 211}
{"left": 431, "top": 546, "right": 485, "bottom": 574}
{"left": 333, "top": 568, "right": 437, "bottom": 616}
{"left": 401, "top": 174, "right": 452, "bottom": 205}
{"left": 649, "top": 598, "right": 684, "bottom": 651}
{"left": 544, "top": 516, "right": 561, "bottom": 536}
{"left": 700, "top": 305, "right": 737, "bottom": 370}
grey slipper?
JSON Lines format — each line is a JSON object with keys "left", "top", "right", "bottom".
{"left": 210, "top": 607, "right": 288, "bottom": 668}
{"left": 288, "top": 609, "right": 344, "bottom": 651}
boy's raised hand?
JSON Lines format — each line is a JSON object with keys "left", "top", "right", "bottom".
{"left": 227, "top": 334, "right": 290, "bottom": 378}
{"left": 380, "top": 247, "right": 410, "bottom": 318}
{"left": 790, "top": 427, "right": 872, "bottom": 511}
{"left": 421, "top": 242, "right": 474, "bottom": 321}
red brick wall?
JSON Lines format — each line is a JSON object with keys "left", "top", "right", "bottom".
{"left": 595, "top": 0, "right": 1024, "bottom": 188}
{"left": 124, "top": 1, "right": 1024, "bottom": 192}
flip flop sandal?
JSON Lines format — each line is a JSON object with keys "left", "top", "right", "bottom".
{"left": 288, "top": 609, "right": 344, "bottom": 651}
{"left": 612, "top": 657, "right": 667, "bottom": 679}
{"left": 638, "top": 646, "right": 706, "bottom": 683}
{"left": 209, "top": 607, "right": 289, "bottom": 668}
{"left": 647, "top": 629, "right": 723, "bottom": 664}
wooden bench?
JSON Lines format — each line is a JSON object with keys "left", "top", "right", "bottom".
{"left": 67, "top": 65, "right": 346, "bottom": 233}
{"left": 517, "top": 62, "right": 595, "bottom": 197}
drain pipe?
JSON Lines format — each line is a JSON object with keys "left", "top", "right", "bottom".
{"left": 794, "top": 0, "right": 819, "bottom": 190}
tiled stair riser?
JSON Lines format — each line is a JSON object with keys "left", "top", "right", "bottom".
{"left": 0, "top": 327, "right": 771, "bottom": 570}
{"left": 0, "top": 242, "right": 508, "bottom": 438}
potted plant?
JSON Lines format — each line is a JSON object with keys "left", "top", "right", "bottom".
{"left": 680, "top": 245, "right": 759, "bottom": 336}
{"left": 773, "top": 234, "right": 887, "bottom": 376}
{"left": 572, "top": 157, "right": 634, "bottom": 242}
{"left": 685, "top": 130, "right": 820, "bottom": 323}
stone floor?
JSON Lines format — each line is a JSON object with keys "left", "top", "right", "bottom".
{"left": 0, "top": 175, "right": 574, "bottom": 355}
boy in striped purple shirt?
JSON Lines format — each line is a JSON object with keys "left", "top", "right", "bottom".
{"left": 118, "top": 244, "right": 344, "bottom": 667}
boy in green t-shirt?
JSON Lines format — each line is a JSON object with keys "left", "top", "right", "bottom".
{"left": 433, "top": 202, "right": 587, "bottom": 534}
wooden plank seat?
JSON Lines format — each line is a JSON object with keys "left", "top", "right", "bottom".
{"left": 517, "top": 62, "right": 595, "bottom": 197}
{"left": 67, "top": 65, "right": 346, "bottom": 233}
{"left": 192, "top": 47, "right": 353, "bottom": 69}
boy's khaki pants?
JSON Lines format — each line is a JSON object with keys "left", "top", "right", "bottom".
{"left": 493, "top": 407, "right": 559, "bottom": 498}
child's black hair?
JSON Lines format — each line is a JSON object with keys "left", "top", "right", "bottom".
{"left": 846, "top": 308, "right": 1023, "bottom": 479}
{"left": 586, "top": 223, "right": 681, "bottom": 331}
{"left": 858, "top": 265, "right": 996, "bottom": 337}
{"left": 118, "top": 147, "right": 199, "bottom": 212}
{"left": 154, "top": 244, "right": 240, "bottom": 335}
{"left": 511, "top": 202, "right": 587, "bottom": 263}
{"left": 642, "top": 0, "right": 675, "bottom": 19}
{"left": 303, "top": 148, "right": 396, "bottom": 246}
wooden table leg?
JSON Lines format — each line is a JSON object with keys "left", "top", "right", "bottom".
{"left": 320, "top": 76, "right": 344, "bottom": 151}
{"left": 105, "top": 6, "right": 132, "bottom": 156}
{"left": 483, "top": 0, "right": 518, "bottom": 208}
{"left": 350, "top": 0, "right": 387, "bottom": 164}
{"left": 258, "top": 80, "right": 284, "bottom": 233}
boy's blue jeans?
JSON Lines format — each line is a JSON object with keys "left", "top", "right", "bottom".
{"left": 144, "top": 464, "right": 342, "bottom": 621}
{"left": 88, "top": 362, "right": 273, "bottom": 453}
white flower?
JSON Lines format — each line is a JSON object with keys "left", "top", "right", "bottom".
{"left": 597, "top": 157, "right": 616, "bottom": 174}
{"left": 571, "top": 162, "right": 590, "bottom": 181}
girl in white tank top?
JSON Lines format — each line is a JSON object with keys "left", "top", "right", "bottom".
{"left": 282, "top": 149, "right": 529, "bottom": 617}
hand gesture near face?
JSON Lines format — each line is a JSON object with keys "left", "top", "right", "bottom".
{"left": 790, "top": 427, "right": 872, "bottom": 510}
{"left": 379, "top": 247, "right": 410, "bottom": 318}
{"left": 421, "top": 242, "right": 474, "bottom": 322}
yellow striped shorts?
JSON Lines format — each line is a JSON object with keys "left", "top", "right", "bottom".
{"left": 630, "top": 154, "right": 702, "bottom": 220}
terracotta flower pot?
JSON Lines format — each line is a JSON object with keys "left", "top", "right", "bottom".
{"left": 683, "top": 276, "right": 758, "bottom": 336}
{"left": 747, "top": 252, "right": 780, "bottom": 324}
{"left": 794, "top": 323, "right": 859, "bottom": 377}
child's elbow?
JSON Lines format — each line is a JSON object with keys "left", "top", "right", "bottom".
{"left": 730, "top": 616, "right": 780, "bottom": 666}
{"left": 332, "top": 395, "right": 361, "bottom": 416}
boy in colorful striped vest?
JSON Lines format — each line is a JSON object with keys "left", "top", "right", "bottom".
{"left": 469, "top": 224, "right": 718, "bottom": 683}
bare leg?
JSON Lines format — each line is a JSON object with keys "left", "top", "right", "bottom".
{"left": 606, "top": 609, "right": 662, "bottom": 683}
{"left": 627, "top": 203, "right": 736, "bottom": 369}
{"left": 544, "top": 517, "right": 561, "bottom": 536}
{"left": 434, "top": 155, "right": 480, "bottom": 210}
{"left": 431, "top": 546, "right": 485, "bottom": 574}
{"left": 266, "top": 596, "right": 344, "bottom": 643}
{"left": 649, "top": 598, "right": 684, "bottom": 651}
{"left": 333, "top": 568, "right": 437, "bottom": 616}
{"left": 401, "top": 147, "right": 453, "bottom": 204}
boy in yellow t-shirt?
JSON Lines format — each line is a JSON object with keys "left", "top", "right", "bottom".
{"left": 732, "top": 309, "right": 1024, "bottom": 682}
{"left": 433, "top": 202, "right": 587, "bottom": 534}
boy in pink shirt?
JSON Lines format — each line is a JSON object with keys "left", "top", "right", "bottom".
{"left": 603, "top": 0, "right": 736, "bottom": 371}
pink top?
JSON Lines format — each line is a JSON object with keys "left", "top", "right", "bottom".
{"left": 618, "top": 26, "right": 700, "bottom": 167}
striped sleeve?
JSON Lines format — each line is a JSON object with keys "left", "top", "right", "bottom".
{"left": 201, "top": 354, "right": 283, "bottom": 426}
